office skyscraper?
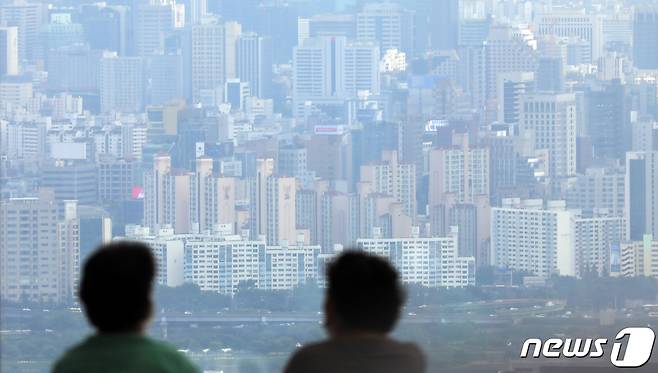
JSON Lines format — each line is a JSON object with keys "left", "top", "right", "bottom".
{"left": 132, "top": 3, "right": 174, "bottom": 56}
{"left": 79, "top": 4, "right": 126, "bottom": 55}
{"left": 496, "top": 72, "right": 535, "bottom": 125}
{"left": 292, "top": 37, "right": 379, "bottom": 117}
{"left": 625, "top": 152, "right": 658, "bottom": 241}
{"left": 430, "top": 0, "right": 458, "bottom": 50}
{"left": 0, "top": 2, "right": 45, "bottom": 62}
{"left": 145, "top": 53, "right": 183, "bottom": 105}
{"left": 586, "top": 80, "right": 630, "bottom": 161}
{"left": 191, "top": 16, "right": 225, "bottom": 103}
{"left": 224, "top": 21, "right": 242, "bottom": 80}
{"left": 536, "top": 56, "right": 564, "bottom": 93}
{"left": 41, "top": 161, "right": 98, "bottom": 205}
{"left": 633, "top": 6, "right": 658, "bottom": 70}
{"left": 536, "top": 10, "right": 602, "bottom": 63}
{"left": 99, "top": 53, "right": 144, "bottom": 113}
{"left": 236, "top": 33, "right": 273, "bottom": 99}
{"left": 520, "top": 93, "right": 577, "bottom": 178}
{"left": 484, "top": 25, "right": 538, "bottom": 111}
{"left": 356, "top": 2, "right": 413, "bottom": 55}
{"left": 250, "top": 158, "right": 274, "bottom": 240}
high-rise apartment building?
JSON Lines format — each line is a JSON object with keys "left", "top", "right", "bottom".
{"left": 574, "top": 215, "right": 625, "bottom": 277}
{"left": 266, "top": 176, "right": 296, "bottom": 245}
{"left": 360, "top": 150, "right": 416, "bottom": 219}
{"left": 356, "top": 227, "right": 475, "bottom": 287}
{"left": 249, "top": 158, "right": 274, "bottom": 240}
{"left": 428, "top": 132, "right": 490, "bottom": 207}
{"left": 619, "top": 235, "right": 658, "bottom": 278}
{"left": 0, "top": 190, "right": 79, "bottom": 303}
{"left": 127, "top": 228, "right": 321, "bottom": 294}
{"left": 144, "top": 155, "right": 237, "bottom": 235}
{"left": 189, "top": 157, "right": 236, "bottom": 234}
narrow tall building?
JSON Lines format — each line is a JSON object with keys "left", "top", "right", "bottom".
{"left": 236, "top": 32, "right": 273, "bottom": 98}
{"left": 625, "top": 152, "right": 658, "bottom": 241}
{"left": 191, "top": 16, "right": 225, "bottom": 103}
{"left": 633, "top": 6, "right": 658, "bottom": 70}
{"left": 0, "top": 26, "right": 18, "bottom": 76}
{"left": 266, "top": 176, "right": 296, "bottom": 245}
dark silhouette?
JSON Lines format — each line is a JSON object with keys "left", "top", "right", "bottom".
{"left": 53, "top": 241, "right": 198, "bottom": 373}
{"left": 283, "top": 251, "right": 426, "bottom": 373}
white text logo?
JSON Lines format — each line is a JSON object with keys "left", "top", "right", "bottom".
{"left": 520, "top": 327, "right": 655, "bottom": 368}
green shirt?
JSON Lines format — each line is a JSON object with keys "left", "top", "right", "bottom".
{"left": 53, "top": 334, "right": 198, "bottom": 373}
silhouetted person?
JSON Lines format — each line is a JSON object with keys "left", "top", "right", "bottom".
{"left": 53, "top": 241, "right": 198, "bottom": 373}
{"left": 283, "top": 251, "right": 426, "bottom": 373}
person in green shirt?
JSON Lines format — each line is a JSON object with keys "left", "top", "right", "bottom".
{"left": 53, "top": 241, "right": 198, "bottom": 373}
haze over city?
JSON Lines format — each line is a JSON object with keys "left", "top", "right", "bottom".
{"left": 1, "top": 0, "right": 658, "bottom": 372}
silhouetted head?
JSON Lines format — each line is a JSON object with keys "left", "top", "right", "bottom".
{"left": 325, "top": 251, "right": 405, "bottom": 335}
{"left": 79, "top": 241, "right": 155, "bottom": 333}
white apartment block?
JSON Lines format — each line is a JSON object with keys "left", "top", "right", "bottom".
{"left": 124, "top": 228, "right": 321, "bottom": 295}
{"left": 356, "top": 228, "right": 475, "bottom": 288}
{"left": 492, "top": 199, "right": 575, "bottom": 278}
